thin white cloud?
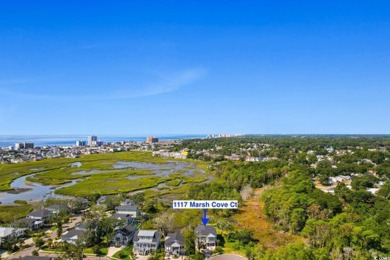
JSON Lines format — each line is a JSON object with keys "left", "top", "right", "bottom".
{"left": 0, "top": 68, "right": 207, "bottom": 101}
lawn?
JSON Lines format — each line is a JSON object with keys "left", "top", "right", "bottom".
{"left": 84, "top": 247, "right": 108, "bottom": 255}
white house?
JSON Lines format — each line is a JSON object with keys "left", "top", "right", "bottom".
{"left": 0, "top": 227, "right": 25, "bottom": 245}
{"left": 133, "top": 230, "right": 161, "bottom": 255}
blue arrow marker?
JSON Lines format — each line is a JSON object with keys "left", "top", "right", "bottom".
{"left": 201, "top": 209, "right": 209, "bottom": 226}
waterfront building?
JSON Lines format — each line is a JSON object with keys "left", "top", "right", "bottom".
{"left": 88, "top": 136, "right": 98, "bottom": 146}
{"left": 15, "top": 142, "right": 34, "bottom": 150}
{"left": 146, "top": 137, "right": 159, "bottom": 144}
{"left": 75, "top": 140, "right": 86, "bottom": 147}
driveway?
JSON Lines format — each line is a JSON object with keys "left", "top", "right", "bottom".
{"left": 107, "top": 246, "right": 124, "bottom": 257}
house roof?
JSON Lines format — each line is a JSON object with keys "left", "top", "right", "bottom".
{"left": 75, "top": 222, "right": 88, "bottom": 231}
{"left": 165, "top": 231, "right": 184, "bottom": 247}
{"left": 46, "top": 204, "right": 68, "bottom": 212}
{"left": 195, "top": 225, "right": 217, "bottom": 237}
{"left": 115, "top": 224, "right": 136, "bottom": 236}
{"left": 110, "top": 213, "right": 133, "bottom": 220}
{"left": 138, "top": 230, "right": 157, "bottom": 237}
{"left": 13, "top": 218, "right": 41, "bottom": 227}
{"left": 28, "top": 209, "right": 52, "bottom": 218}
{"left": 115, "top": 204, "right": 138, "bottom": 212}
{"left": 97, "top": 196, "right": 108, "bottom": 203}
{"left": 0, "top": 227, "right": 15, "bottom": 237}
{"left": 61, "top": 229, "right": 86, "bottom": 241}
{"left": 133, "top": 230, "right": 161, "bottom": 243}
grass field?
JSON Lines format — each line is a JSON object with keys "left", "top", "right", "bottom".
{"left": 232, "top": 188, "right": 305, "bottom": 251}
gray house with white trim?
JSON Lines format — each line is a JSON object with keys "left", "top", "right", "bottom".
{"left": 195, "top": 225, "right": 217, "bottom": 252}
{"left": 165, "top": 231, "right": 185, "bottom": 256}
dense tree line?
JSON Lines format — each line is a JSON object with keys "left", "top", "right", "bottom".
{"left": 261, "top": 171, "right": 390, "bottom": 258}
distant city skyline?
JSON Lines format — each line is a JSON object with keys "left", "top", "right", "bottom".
{"left": 0, "top": 1, "right": 389, "bottom": 134}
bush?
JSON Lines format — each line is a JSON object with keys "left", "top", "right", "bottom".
{"left": 215, "top": 246, "right": 224, "bottom": 254}
{"left": 14, "top": 200, "right": 28, "bottom": 205}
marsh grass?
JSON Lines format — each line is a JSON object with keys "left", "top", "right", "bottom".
{"left": 0, "top": 204, "right": 33, "bottom": 223}
{"left": 1, "top": 151, "right": 213, "bottom": 200}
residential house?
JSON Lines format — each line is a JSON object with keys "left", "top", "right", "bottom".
{"left": 74, "top": 222, "right": 89, "bottom": 231}
{"left": 12, "top": 218, "right": 44, "bottom": 230}
{"left": 165, "top": 231, "right": 185, "bottom": 257}
{"left": 0, "top": 227, "right": 25, "bottom": 245}
{"left": 133, "top": 230, "right": 161, "bottom": 255}
{"left": 111, "top": 224, "right": 137, "bottom": 247}
{"left": 67, "top": 198, "right": 89, "bottom": 212}
{"left": 110, "top": 212, "right": 134, "bottom": 225}
{"left": 45, "top": 204, "right": 68, "bottom": 215}
{"left": 61, "top": 229, "right": 87, "bottom": 244}
{"left": 115, "top": 203, "right": 139, "bottom": 218}
{"left": 97, "top": 196, "right": 108, "bottom": 205}
{"left": 194, "top": 225, "right": 217, "bottom": 252}
{"left": 28, "top": 209, "right": 53, "bottom": 222}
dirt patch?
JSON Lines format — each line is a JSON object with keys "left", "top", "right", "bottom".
{"left": 233, "top": 187, "right": 305, "bottom": 250}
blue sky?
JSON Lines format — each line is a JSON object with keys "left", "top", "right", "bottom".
{"left": 0, "top": 1, "right": 389, "bottom": 135}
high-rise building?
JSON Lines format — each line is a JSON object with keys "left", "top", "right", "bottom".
{"left": 15, "top": 142, "right": 34, "bottom": 150}
{"left": 88, "top": 136, "right": 98, "bottom": 146}
{"left": 75, "top": 140, "right": 87, "bottom": 147}
{"left": 146, "top": 137, "right": 159, "bottom": 144}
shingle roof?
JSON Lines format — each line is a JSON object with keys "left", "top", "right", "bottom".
{"left": 75, "top": 222, "right": 88, "bottom": 231}
{"left": 61, "top": 229, "right": 86, "bottom": 241}
{"left": 110, "top": 213, "right": 132, "bottom": 220}
{"left": 14, "top": 218, "right": 36, "bottom": 225}
{"left": 195, "top": 225, "right": 217, "bottom": 237}
{"left": 12, "top": 218, "right": 41, "bottom": 228}
{"left": 115, "top": 204, "right": 138, "bottom": 212}
{"left": 165, "top": 231, "right": 184, "bottom": 247}
{"left": 97, "top": 196, "right": 108, "bottom": 203}
{"left": 115, "top": 224, "right": 136, "bottom": 236}
{"left": 46, "top": 204, "right": 68, "bottom": 212}
{"left": 28, "top": 209, "right": 52, "bottom": 218}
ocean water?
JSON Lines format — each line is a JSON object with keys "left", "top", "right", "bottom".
{"left": 0, "top": 135, "right": 205, "bottom": 148}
